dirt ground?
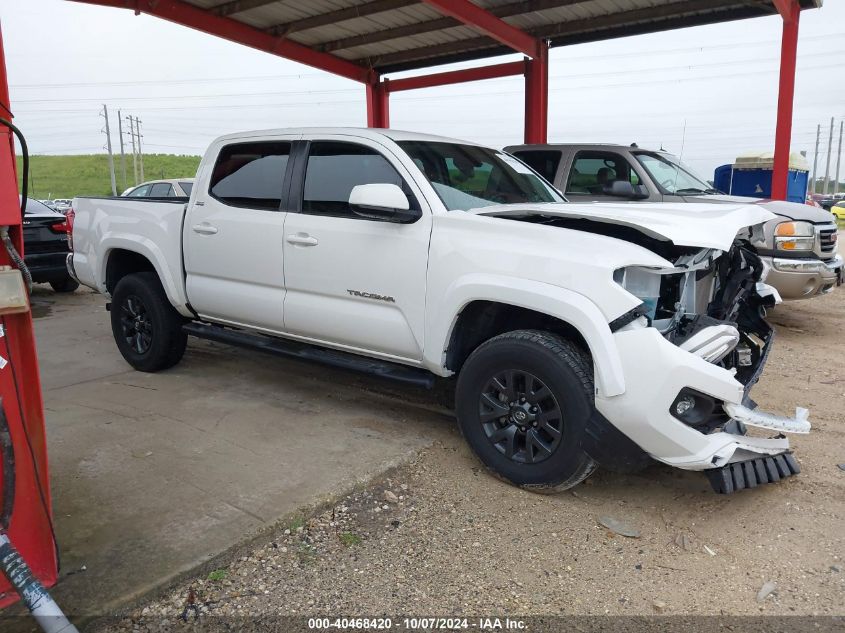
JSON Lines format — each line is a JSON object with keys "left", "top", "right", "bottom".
{"left": 95, "top": 289, "right": 844, "bottom": 630}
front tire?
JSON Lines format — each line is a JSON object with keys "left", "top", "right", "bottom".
{"left": 50, "top": 277, "right": 79, "bottom": 293}
{"left": 110, "top": 272, "right": 187, "bottom": 372}
{"left": 455, "top": 330, "right": 597, "bottom": 492}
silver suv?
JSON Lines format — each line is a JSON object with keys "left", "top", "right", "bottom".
{"left": 506, "top": 143, "right": 842, "bottom": 300}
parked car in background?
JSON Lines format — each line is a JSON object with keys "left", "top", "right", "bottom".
{"left": 809, "top": 194, "right": 837, "bottom": 210}
{"left": 22, "top": 198, "right": 78, "bottom": 292}
{"left": 121, "top": 178, "right": 194, "bottom": 198}
{"left": 831, "top": 200, "right": 845, "bottom": 222}
{"left": 506, "top": 143, "right": 842, "bottom": 300}
{"left": 69, "top": 128, "right": 809, "bottom": 494}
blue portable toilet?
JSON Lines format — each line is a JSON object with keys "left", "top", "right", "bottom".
{"left": 713, "top": 151, "right": 809, "bottom": 203}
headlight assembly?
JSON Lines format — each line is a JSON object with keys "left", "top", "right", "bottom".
{"left": 774, "top": 221, "right": 814, "bottom": 251}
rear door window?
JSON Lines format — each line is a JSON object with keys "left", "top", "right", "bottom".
{"left": 149, "top": 183, "right": 174, "bottom": 197}
{"left": 210, "top": 141, "right": 291, "bottom": 210}
{"left": 510, "top": 150, "right": 561, "bottom": 183}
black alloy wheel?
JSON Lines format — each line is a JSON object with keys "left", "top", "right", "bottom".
{"left": 455, "top": 330, "right": 597, "bottom": 492}
{"left": 478, "top": 369, "right": 563, "bottom": 464}
{"left": 110, "top": 272, "right": 187, "bottom": 372}
{"left": 120, "top": 294, "right": 153, "bottom": 355}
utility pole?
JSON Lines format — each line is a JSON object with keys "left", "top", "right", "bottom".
{"left": 126, "top": 114, "right": 138, "bottom": 185}
{"left": 101, "top": 104, "right": 117, "bottom": 196}
{"left": 117, "top": 108, "right": 127, "bottom": 192}
{"left": 136, "top": 118, "right": 145, "bottom": 183}
{"left": 811, "top": 123, "right": 820, "bottom": 195}
{"left": 823, "top": 117, "right": 834, "bottom": 195}
{"left": 835, "top": 120, "right": 843, "bottom": 196}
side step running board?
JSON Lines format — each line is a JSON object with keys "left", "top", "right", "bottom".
{"left": 182, "top": 322, "right": 435, "bottom": 389}
{"left": 705, "top": 452, "right": 800, "bottom": 494}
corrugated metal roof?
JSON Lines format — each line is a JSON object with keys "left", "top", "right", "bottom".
{"left": 182, "top": 0, "right": 820, "bottom": 74}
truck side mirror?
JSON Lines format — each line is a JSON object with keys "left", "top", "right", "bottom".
{"left": 604, "top": 180, "right": 647, "bottom": 199}
{"left": 349, "top": 184, "right": 419, "bottom": 223}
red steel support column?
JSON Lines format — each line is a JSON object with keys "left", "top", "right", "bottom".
{"left": 0, "top": 22, "right": 58, "bottom": 608}
{"left": 366, "top": 75, "right": 389, "bottom": 128}
{"left": 524, "top": 45, "right": 549, "bottom": 144}
{"left": 772, "top": 0, "right": 800, "bottom": 200}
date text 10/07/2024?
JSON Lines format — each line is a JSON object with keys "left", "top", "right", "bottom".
{"left": 308, "top": 617, "right": 527, "bottom": 630}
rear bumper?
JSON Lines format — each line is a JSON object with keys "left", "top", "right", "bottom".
{"left": 595, "top": 327, "right": 807, "bottom": 473}
{"left": 25, "top": 252, "right": 69, "bottom": 282}
{"left": 764, "top": 254, "right": 842, "bottom": 299}
{"left": 66, "top": 252, "right": 81, "bottom": 284}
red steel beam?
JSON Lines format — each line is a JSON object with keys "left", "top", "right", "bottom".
{"left": 0, "top": 23, "right": 58, "bottom": 607}
{"left": 387, "top": 60, "right": 525, "bottom": 92}
{"left": 420, "top": 0, "right": 541, "bottom": 58}
{"left": 772, "top": 0, "right": 799, "bottom": 23}
{"left": 524, "top": 46, "right": 548, "bottom": 143}
{"left": 366, "top": 75, "right": 390, "bottom": 128}
{"left": 69, "top": 0, "right": 370, "bottom": 83}
{"left": 771, "top": 0, "right": 800, "bottom": 200}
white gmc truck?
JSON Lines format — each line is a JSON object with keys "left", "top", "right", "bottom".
{"left": 69, "top": 128, "right": 810, "bottom": 494}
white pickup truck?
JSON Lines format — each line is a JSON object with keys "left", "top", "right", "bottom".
{"left": 69, "top": 128, "right": 810, "bottom": 494}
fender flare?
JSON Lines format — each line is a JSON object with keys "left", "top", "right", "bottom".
{"left": 100, "top": 235, "right": 191, "bottom": 316}
{"left": 425, "top": 274, "right": 627, "bottom": 397}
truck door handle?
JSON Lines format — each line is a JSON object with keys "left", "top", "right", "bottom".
{"left": 286, "top": 233, "right": 318, "bottom": 246}
{"left": 192, "top": 223, "right": 218, "bottom": 235}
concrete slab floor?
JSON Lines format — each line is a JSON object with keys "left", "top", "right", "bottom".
{"left": 10, "top": 287, "right": 450, "bottom": 621}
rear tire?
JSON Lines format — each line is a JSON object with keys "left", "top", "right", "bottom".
{"left": 455, "top": 330, "right": 597, "bottom": 492}
{"left": 111, "top": 272, "right": 187, "bottom": 372}
{"left": 50, "top": 277, "right": 79, "bottom": 293}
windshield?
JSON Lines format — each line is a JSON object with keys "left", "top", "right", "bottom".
{"left": 179, "top": 181, "right": 193, "bottom": 195}
{"left": 634, "top": 152, "right": 718, "bottom": 195}
{"left": 22, "top": 197, "right": 58, "bottom": 215}
{"left": 397, "top": 141, "right": 563, "bottom": 211}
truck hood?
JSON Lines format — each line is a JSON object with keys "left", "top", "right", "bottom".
{"left": 473, "top": 202, "right": 775, "bottom": 251}
{"left": 685, "top": 194, "right": 833, "bottom": 223}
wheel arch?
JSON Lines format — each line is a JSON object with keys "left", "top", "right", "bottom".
{"left": 426, "top": 276, "right": 627, "bottom": 397}
{"left": 100, "top": 238, "right": 191, "bottom": 317}
{"left": 105, "top": 248, "right": 155, "bottom": 295}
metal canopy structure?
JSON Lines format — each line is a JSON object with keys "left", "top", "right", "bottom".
{"left": 72, "top": 0, "right": 820, "bottom": 199}
{"left": 76, "top": 0, "right": 818, "bottom": 73}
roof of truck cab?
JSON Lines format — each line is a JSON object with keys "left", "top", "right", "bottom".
{"left": 211, "top": 127, "right": 483, "bottom": 146}
{"left": 505, "top": 143, "right": 651, "bottom": 152}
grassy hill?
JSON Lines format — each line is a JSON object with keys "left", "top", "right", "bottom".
{"left": 16, "top": 154, "right": 202, "bottom": 199}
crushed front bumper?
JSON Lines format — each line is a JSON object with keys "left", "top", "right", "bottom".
{"left": 595, "top": 327, "right": 808, "bottom": 479}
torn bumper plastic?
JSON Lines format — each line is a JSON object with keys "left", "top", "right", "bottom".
{"left": 723, "top": 402, "right": 810, "bottom": 434}
{"left": 596, "top": 327, "right": 808, "bottom": 474}
{"left": 705, "top": 452, "right": 801, "bottom": 494}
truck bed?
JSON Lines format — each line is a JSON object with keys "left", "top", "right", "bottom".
{"left": 71, "top": 196, "right": 192, "bottom": 314}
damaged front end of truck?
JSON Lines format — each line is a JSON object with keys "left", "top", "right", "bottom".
{"left": 481, "top": 203, "right": 810, "bottom": 493}
{"left": 611, "top": 231, "right": 808, "bottom": 492}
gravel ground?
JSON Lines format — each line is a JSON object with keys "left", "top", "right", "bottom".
{"left": 96, "top": 289, "right": 845, "bottom": 631}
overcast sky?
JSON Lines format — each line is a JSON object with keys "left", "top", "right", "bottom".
{"left": 2, "top": 0, "right": 844, "bottom": 180}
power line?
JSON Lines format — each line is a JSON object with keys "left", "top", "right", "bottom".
{"left": 8, "top": 30, "right": 842, "bottom": 91}
{"left": 10, "top": 52, "right": 845, "bottom": 107}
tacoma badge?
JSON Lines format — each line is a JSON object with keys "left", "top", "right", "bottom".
{"left": 346, "top": 290, "right": 395, "bottom": 303}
